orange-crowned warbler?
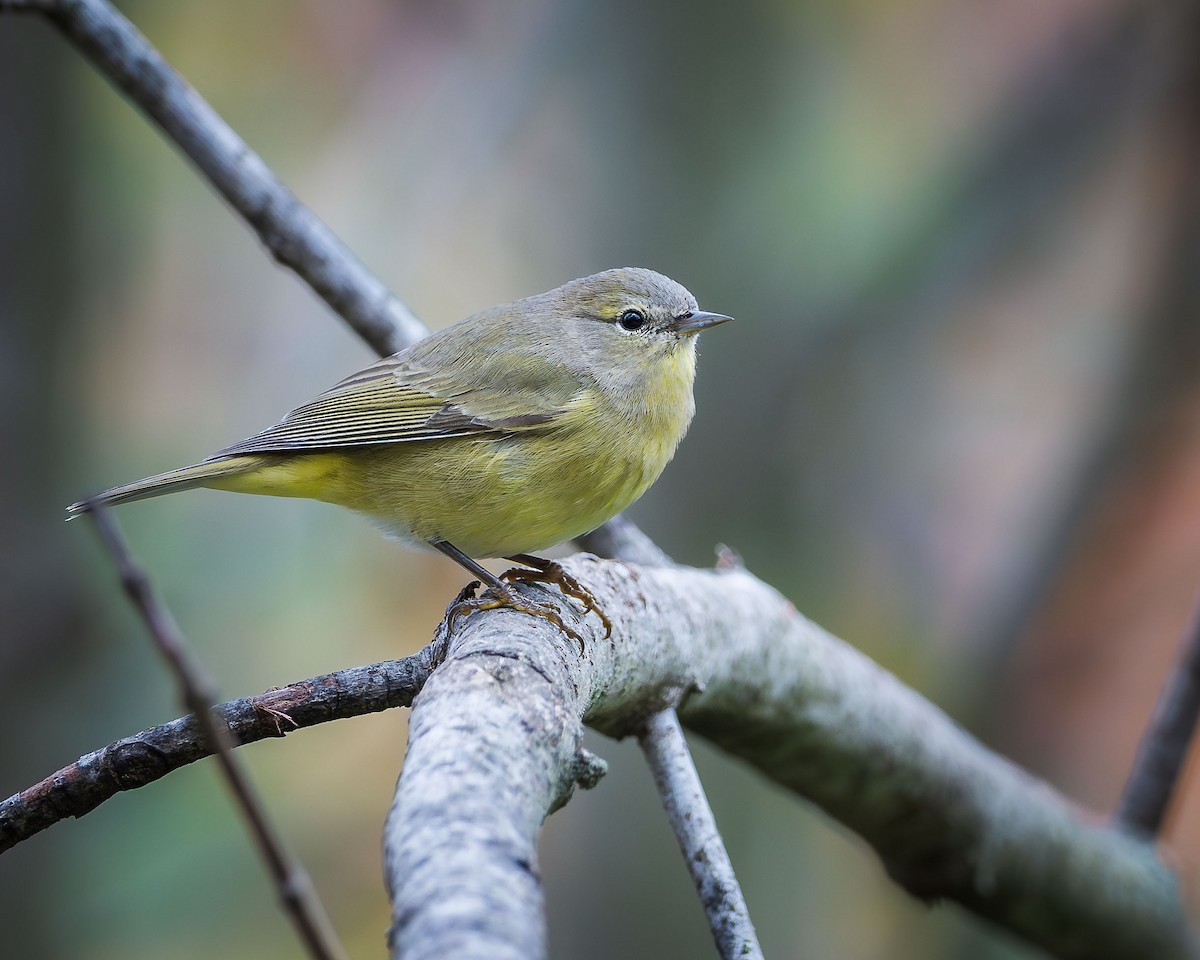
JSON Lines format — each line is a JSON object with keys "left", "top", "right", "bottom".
{"left": 70, "top": 268, "right": 732, "bottom": 641}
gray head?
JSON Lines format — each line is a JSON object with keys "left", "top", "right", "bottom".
{"left": 427, "top": 267, "right": 732, "bottom": 393}
{"left": 401, "top": 267, "right": 731, "bottom": 428}
{"left": 554, "top": 266, "right": 724, "bottom": 338}
{"left": 550, "top": 267, "right": 731, "bottom": 341}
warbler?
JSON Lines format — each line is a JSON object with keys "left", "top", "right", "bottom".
{"left": 69, "top": 267, "right": 732, "bottom": 640}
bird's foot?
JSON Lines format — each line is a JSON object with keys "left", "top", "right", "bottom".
{"left": 503, "top": 555, "right": 613, "bottom": 642}
{"left": 446, "top": 580, "right": 587, "bottom": 651}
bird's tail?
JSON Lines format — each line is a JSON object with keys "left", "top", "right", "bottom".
{"left": 66, "top": 457, "right": 256, "bottom": 519}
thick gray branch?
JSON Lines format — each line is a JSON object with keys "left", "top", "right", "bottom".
{"left": 384, "top": 557, "right": 1194, "bottom": 960}
{"left": 4, "top": 556, "right": 1191, "bottom": 956}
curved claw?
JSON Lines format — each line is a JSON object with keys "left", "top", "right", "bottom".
{"left": 501, "top": 558, "right": 613, "bottom": 640}
{"left": 446, "top": 582, "right": 587, "bottom": 652}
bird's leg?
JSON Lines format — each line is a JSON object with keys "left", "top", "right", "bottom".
{"left": 431, "top": 540, "right": 585, "bottom": 648}
{"left": 503, "top": 553, "right": 613, "bottom": 640}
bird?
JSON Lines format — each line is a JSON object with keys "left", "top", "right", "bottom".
{"left": 69, "top": 267, "right": 732, "bottom": 643}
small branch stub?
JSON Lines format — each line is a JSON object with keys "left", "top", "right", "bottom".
{"left": 571, "top": 749, "right": 608, "bottom": 790}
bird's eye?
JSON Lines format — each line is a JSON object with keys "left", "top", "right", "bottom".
{"left": 618, "top": 309, "right": 646, "bottom": 331}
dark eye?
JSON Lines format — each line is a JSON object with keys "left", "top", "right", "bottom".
{"left": 618, "top": 309, "right": 646, "bottom": 331}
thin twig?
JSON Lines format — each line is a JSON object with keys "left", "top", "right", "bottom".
{"left": 87, "top": 506, "right": 348, "bottom": 960}
{"left": 1112, "top": 28, "right": 1200, "bottom": 838}
{"left": 1116, "top": 592, "right": 1200, "bottom": 836}
{"left": 638, "top": 708, "right": 764, "bottom": 960}
{"left": 29, "top": 0, "right": 424, "bottom": 357}
{"left": 0, "top": 652, "right": 437, "bottom": 853}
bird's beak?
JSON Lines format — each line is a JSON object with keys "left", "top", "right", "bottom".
{"left": 670, "top": 310, "right": 734, "bottom": 335}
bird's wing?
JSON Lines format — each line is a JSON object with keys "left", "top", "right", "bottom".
{"left": 212, "top": 353, "right": 575, "bottom": 458}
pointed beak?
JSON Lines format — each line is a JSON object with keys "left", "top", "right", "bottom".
{"left": 670, "top": 310, "right": 734, "bottom": 335}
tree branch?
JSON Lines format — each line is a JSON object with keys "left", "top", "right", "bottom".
{"left": 10, "top": 0, "right": 424, "bottom": 356}
{"left": 4, "top": 556, "right": 1191, "bottom": 956}
{"left": 87, "top": 507, "right": 347, "bottom": 960}
{"left": 0, "top": 653, "right": 437, "bottom": 852}
{"left": 1116, "top": 592, "right": 1200, "bottom": 835}
{"left": 638, "top": 708, "right": 763, "bottom": 960}
{"left": 577, "top": 513, "right": 672, "bottom": 567}
{"left": 382, "top": 557, "right": 1193, "bottom": 960}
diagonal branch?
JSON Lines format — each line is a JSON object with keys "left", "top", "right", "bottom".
{"left": 639, "top": 708, "right": 763, "bottom": 960}
{"left": 1116, "top": 592, "right": 1200, "bottom": 835}
{"left": 3, "top": 0, "right": 423, "bottom": 356}
{"left": 0, "top": 652, "right": 437, "bottom": 853}
{"left": 86, "top": 506, "right": 347, "bottom": 960}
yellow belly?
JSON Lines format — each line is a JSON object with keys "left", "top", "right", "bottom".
{"left": 209, "top": 346, "right": 697, "bottom": 557}
{"left": 211, "top": 422, "right": 675, "bottom": 557}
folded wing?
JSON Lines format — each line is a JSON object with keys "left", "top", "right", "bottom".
{"left": 213, "top": 353, "right": 569, "bottom": 458}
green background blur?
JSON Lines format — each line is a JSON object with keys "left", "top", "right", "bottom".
{"left": 4, "top": 1, "right": 1200, "bottom": 957}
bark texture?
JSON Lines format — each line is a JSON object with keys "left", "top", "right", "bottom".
{"left": 382, "top": 557, "right": 1194, "bottom": 960}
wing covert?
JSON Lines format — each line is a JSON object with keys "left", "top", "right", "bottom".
{"left": 213, "top": 361, "right": 563, "bottom": 458}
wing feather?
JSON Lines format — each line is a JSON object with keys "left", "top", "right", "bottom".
{"left": 212, "top": 355, "right": 567, "bottom": 458}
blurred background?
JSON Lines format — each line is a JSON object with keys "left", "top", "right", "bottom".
{"left": 3, "top": 0, "right": 1200, "bottom": 956}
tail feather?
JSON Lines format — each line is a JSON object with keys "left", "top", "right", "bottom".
{"left": 66, "top": 458, "right": 254, "bottom": 518}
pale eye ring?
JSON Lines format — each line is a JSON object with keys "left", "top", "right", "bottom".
{"left": 618, "top": 309, "right": 646, "bottom": 331}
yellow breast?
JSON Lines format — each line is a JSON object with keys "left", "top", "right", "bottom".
{"left": 215, "top": 345, "right": 698, "bottom": 558}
